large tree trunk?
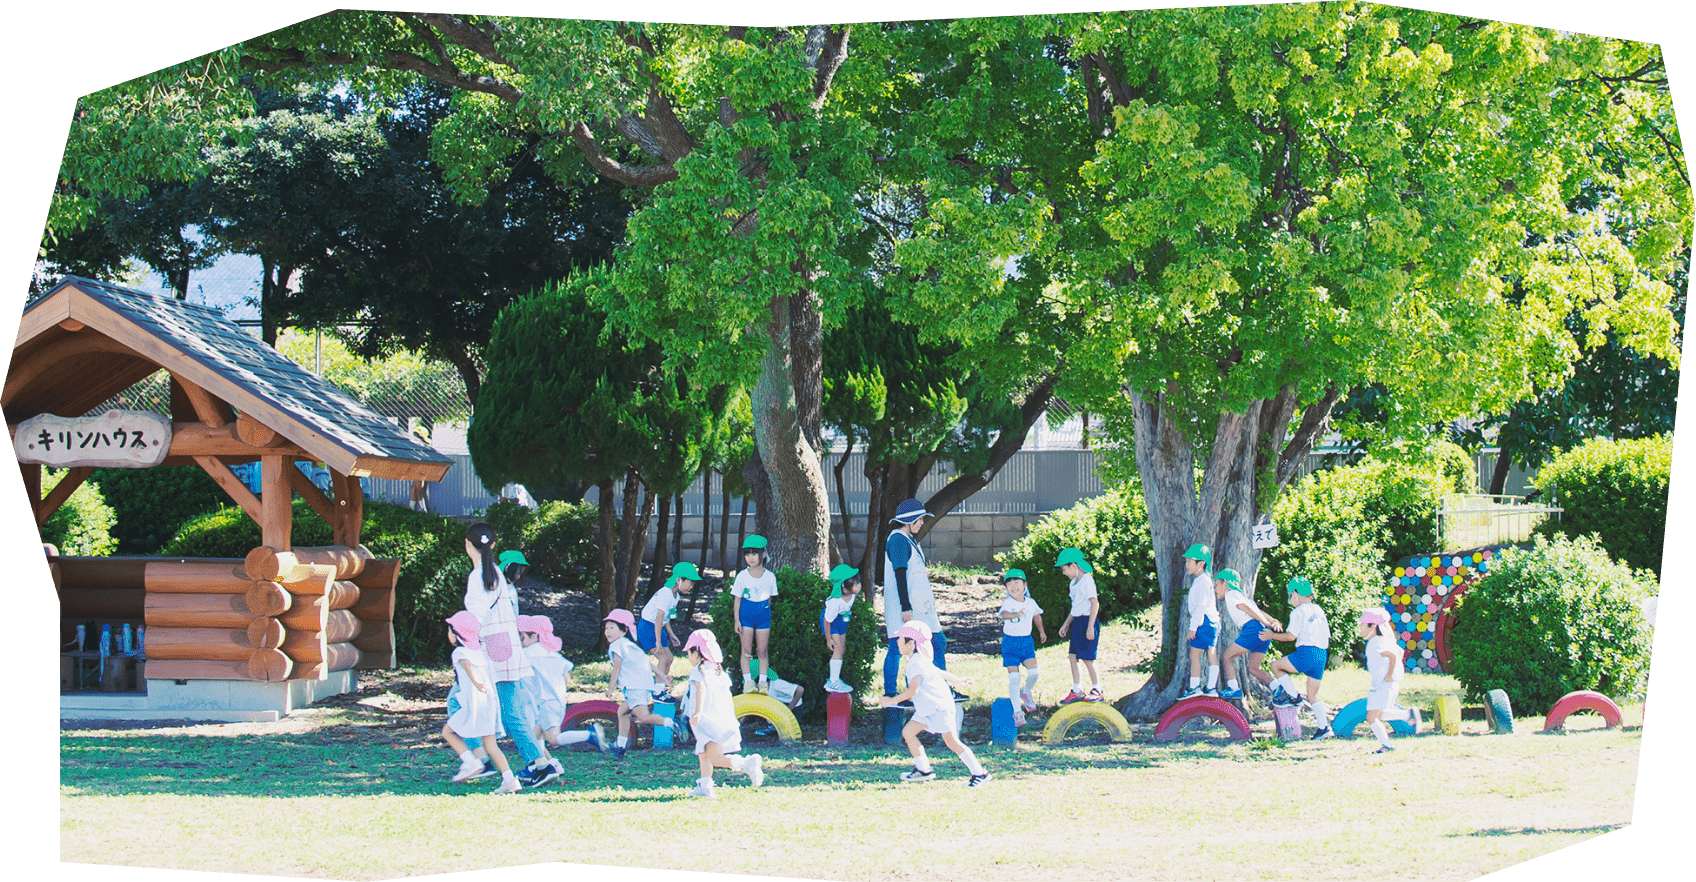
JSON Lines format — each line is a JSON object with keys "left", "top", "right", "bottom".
{"left": 648, "top": 491, "right": 672, "bottom": 596}
{"left": 748, "top": 287, "right": 832, "bottom": 574}
{"left": 1488, "top": 448, "right": 1512, "bottom": 496}
{"left": 612, "top": 469, "right": 640, "bottom": 607}
{"left": 595, "top": 476, "right": 618, "bottom": 621}
{"left": 619, "top": 479, "right": 657, "bottom": 610}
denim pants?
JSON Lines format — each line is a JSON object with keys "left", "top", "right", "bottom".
{"left": 494, "top": 678, "right": 544, "bottom": 767}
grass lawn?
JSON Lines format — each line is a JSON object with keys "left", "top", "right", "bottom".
{"left": 59, "top": 620, "right": 1646, "bottom": 880}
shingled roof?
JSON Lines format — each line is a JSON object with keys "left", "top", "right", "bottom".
{"left": 6, "top": 277, "right": 451, "bottom": 482}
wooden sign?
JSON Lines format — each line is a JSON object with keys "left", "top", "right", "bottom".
{"left": 1251, "top": 521, "right": 1281, "bottom": 549}
{"left": 14, "top": 411, "right": 170, "bottom": 468}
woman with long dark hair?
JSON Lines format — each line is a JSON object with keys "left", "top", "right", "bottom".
{"left": 462, "top": 522, "right": 554, "bottom": 787}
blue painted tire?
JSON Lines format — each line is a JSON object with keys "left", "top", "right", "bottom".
{"left": 1330, "top": 698, "right": 1416, "bottom": 739}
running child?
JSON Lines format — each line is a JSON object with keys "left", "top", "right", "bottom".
{"left": 878, "top": 621, "right": 991, "bottom": 787}
{"left": 1358, "top": 607, "right": 1418, "bottom": 753}
{"left": 640, "top": 562, "right": 699, "bottom": 693}
{"left": 442, "top": 611, "right": 522, "bottom": 793}
{"left": 517, "top": 614, "right": 607, "bottom": 760}
{"left": 732, "top": 535, "right": 779, "bottom": 694}
{"left": 1215, "top": 568, "right": 1282, "bottom": 700}
{"left": 997, "top": 569, "right": 1046, "bottom": 725}
{"left": 821, "top": 564, "right": 860, "bottom": 693}
{"left": 680, "top": 629, "right": 765, "bottom": 798}
{"left": 1262, "top": 577, "right": 1335, "bottom": 738}
{"left": 1180, "top": 543, "right": 1220, "bottom": 699}
{"left": 602, "top": 608, "right": 680, "bottom": 758}
{"left": 1055, "top": 548, "right": 1102, "bottom": 703}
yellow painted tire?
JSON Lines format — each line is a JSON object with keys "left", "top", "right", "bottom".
{"left": 732, "top": 693, "right": 802, "bottom": 744}
{"left": 1435, "top": 694, "right": 1461, "bottom": 736}
{"left": 1041, "top": 700, "right": 1134, "bottom": 745}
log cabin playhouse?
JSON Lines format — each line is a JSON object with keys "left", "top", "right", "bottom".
{"left": 8, "top": 277, "right": 452, "bottom": 721}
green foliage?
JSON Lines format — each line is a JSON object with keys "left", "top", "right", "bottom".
{"left": 1447, "top": 534, "right": 1654, "bottom": 713}
{"left": 39, "top": 470, "right": 118, "bottom": 557}
{"left": 705, "top": 568, "right": 879, "bottom": 724}
{"left": 1532, "top": 434, "right": 1673, "bottom": 577}
{"left": 479, "top": 499, "right": 601, "bottom": 592}
{"left": 996, "top": 483, "right": 1158, "bottom": 625}
{"left": 1426, "top": 440, "right": 1481, "bottom": 495}
{"left": 159, "top": 499, "right": 471, "bottom": 664}
{"left": 89, "top": 466, "right": 228, "bottom": 555}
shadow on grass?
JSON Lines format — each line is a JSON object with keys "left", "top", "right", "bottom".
{"left": 1462, "top": 824, "right": 1626, "bottom": 837}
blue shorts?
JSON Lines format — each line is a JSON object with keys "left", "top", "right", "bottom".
{"left": 636, "top": 618, "right": 670, "bottom": 651}
{"left": 820, "top": 611, "right": 848, "bottom": 637}
{"left": 1233, "top": 620, "right": 1271, "bottom": 654}
{"left": 1068, "top": 617, "right": 1098, "bottom": 661}
{"left": 1189, "top": 620, "right": 1217, "bottom": 650}
{"left": 739, "top": 598, "right": 772, "bottom": 630}
{"left": 1289, "top": 645, "right": 1328, "bottom": 680}
{"left": 1001, "top": 633, "right": 1036, "bottom": 667}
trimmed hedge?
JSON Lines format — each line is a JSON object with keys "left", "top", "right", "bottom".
{"left": 1447, "top": 534, "right": 1654, "bottom": 713}
{"left": 90, "top": 465, "right": 229, "bottom": 554}
{"left": 480, "top": 498, "right": 601, "bottom": 592}
{"left": 40, "top": 468, "right": 118, "bottom": 557}
{"left": 160, "top": 499, "right": 471, "bottom": 664}
{"left": 995, "top": 482, "right": 1158, "bottom": 625}
{"left": 705, "top": 567, "right": 879, "bottom": 723}
{"left": 1533, "top": 434, "right": 1672, "bottom": 577}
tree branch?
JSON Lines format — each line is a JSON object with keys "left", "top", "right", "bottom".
{"left": 810, "top": 27, "right": 852, "bottom": 110}
{"left": 1274, "top": 383, "right": 1340, "bottom": 490}
{"left": 415, "top": 13, "right": 512, "bottom": 67}
{"left": 569, "top": 121, "right": 679, "bottom": 186}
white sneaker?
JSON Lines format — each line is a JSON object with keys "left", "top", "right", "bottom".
{"left": 451, "top": 757, "right": 483, "bottom": 783}
{"left": 746, "top": 753, "right": 765, "bottom": 788}
{"left": 493, "top": 775, "right": 522, "bottom": 794}
{"left": 1020, "top": 690, "right": 1037, "bottom": 713}
{"left": 688, "top": 781, "right": 716, "bottom": 799}
{"left": 824, "top": 678, "right": 853, "bottom": 693}
{"left": 1012, "top": 709, "right": 1027, "bottom": 727}
{"left": 758, "top": 677, "right": 770, "bottom": 694}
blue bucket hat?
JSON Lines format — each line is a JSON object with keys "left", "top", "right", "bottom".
{"left": 890, "top": 498, "right": 931, "bottom": 524}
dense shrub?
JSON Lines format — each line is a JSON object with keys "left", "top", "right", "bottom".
{"left": 90, "top": 465, "right": 229, "bottom": 554}
{"left": 996, "top": 482, "right": 1158, "bottom": 624}
{"left": 706, "top": 567, "right": 879, "bottom": 723}
{"left": 1447, "top": 534, "right": 1653, "bottom": 713}
{"left": 40, "top": 469, "right": 118, "bottom": 556}
{"left": 1426, "top": 439, "right": 1480, "bottom": 494}
{"left": 160, "top": 500, "right": 470, "bottom": 664}
{"left": 480, "top": 498, "right": 601, "bottom": 591}
{"left": 1533, "top": 434, "right": 1672, "bottom": 577}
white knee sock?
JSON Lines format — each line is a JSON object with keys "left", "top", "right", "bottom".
{"left": 1272, "top": 674, "right": 1295, "bottom": 695}
{"left": 457, "top": 749, "right": 475, "bottom": 763}
{"left": 1370, "top": 719, "right": 1393, "bottom": 748}
{"left": 1383, "top": 704, "right": 1411, "bottom": 722}
{"left": 556, "top": 731, "right": 591, "bottom": 746}
{"left": 1008, "top": 671, "right": 1022, "bottom": 704}
{"left": 1024, "top": 669, "right": 1039, "bottom": 692}
{"left": 1188, "top": 676, "right": 1201, "bottom": 688}
{"left": 1226, "top": 678, "right": 1240, "bottom": 690}
{"left": 728, "top": 755, "right": 749, "bottom": 773}
{"left": 829, "top": 659, "right": 843, "bottom": 681}
{"left": 1206, "top": 665, "right": 1219, "bottom": 689}
{"left": 1311, "top": 700, "right": 1331, "bottom": 726}
{"left": 959, "top": 746, "right": 986, "bottom": 777}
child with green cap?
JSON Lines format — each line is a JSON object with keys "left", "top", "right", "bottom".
{"left": 733, "top": 535, "right": 779, "bottom": 693}
{"left": 820, "top": 564, "right": 861, "bottom": 693}
{"left": 639, "top": 561, "right": 699, "bottom": 694}
{"left": 1055, "top": 547, "right": 1102, "bottom": 704}
{"left": 997, "top": 569, "right": 1046, "bottom": 725}
{"left": 1262, "top": 577, "right": 1335, "bottom": 738}
{"left": 1216, "top": 568, "right": 1281, "bottom": 700}
{"left": 1180, "top": 543, "right": 1221, "bottom": 699}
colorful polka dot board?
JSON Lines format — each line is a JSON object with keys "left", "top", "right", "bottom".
{"left": 1382, "top": 548, "right": 1499, "bottom": 674}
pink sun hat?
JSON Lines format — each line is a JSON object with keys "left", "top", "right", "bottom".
{"left": 517, "top": 614, "right": 562, "bottom": 652}
{"left": 683, "top": 629, "right": 723, "bottom": 665}
{"left": 603, "top": 608, "right": 636, "bottom": 632}
{"left": 446, "top": 610, "right": 482, "bottom": 649}
{"left": 1358, "top": 607, "right": 1392, "bottom": 628}
{"left": 894, "top": 620, "right": 933, "bottom": 655}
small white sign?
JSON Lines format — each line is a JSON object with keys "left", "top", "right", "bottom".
{"left": 15, "top": 411, "right": 171, "bottom": 468}
{"left": 1251, "top": 521, "right": 1281, "bottom": 549}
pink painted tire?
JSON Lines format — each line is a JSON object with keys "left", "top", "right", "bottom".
{"left": 1154, "top": 696, "right": 1252, "bottom": 742}
{"left": 1542, "top": 690, "right": 1623, "bottom": 732}
{"left": 1432, "top": 581, "right": 1472, "bottom": 671}
{"left": 559, "top": 698, "right": 620, "bottom": 730}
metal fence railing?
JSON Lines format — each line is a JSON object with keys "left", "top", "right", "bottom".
{"left": 1437, "top": 494, "right": 1561, "bottom": 550}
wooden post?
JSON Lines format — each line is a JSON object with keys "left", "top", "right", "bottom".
{"left": 38, "top": 466, "right": 94, "bottom": 526}
{"left": 260, "top": 455, "right": 291, "bottom": 550}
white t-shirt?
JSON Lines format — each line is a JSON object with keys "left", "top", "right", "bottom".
{"left": 686, "top": 663, "right": 740, "bottom": 751}
{"left": 1365, "top": 633, "right": 1405, "bottom": 682}
{"left": 641, "top": 586, "right": 678, "bottom": 626}
{"left": 999, "top": 595, "right": 1043, "bottom": 637}
{"left": 1222, "top": 588, "right": 1261, "bottom": 628}
{"left": 734, "top": 568, "right": 779, "bottom": 603}
{"left": 1068, "top": 572, "right": 1098, "bottom": 618}
{"left": 823, "top": 594, "right": 855, "bottom": 624}
{"left": 609, "top": 637, "right": 657, "bottom": 690}
{"left": 1186, "top": 573, "right": 1217, "bottom": 630}
{"left": 1289, "top": 601, "right": 1329, "bottom": 649}
{"left": 523, "top": 642, "right": 573, "bottom": 705}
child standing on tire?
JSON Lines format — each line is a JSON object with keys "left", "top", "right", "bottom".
{"left": 1180, "top": 543, "right": 1220, "bottom": 699}
{"left": 442, "top": 611, "right": 522, "bottom": 793}
{"left": 640, "top": 562, "right": 699, "bottom": 695}
{"left": 997, "top": 569, "right": 1046, "bottom": 725}
{"left": 1216, "top": 568, "right": 1281, "bottom": 700}
{"left": 821, "top": 564, "right": 861, "bottom": 694}
{"left": 680, "top": 629, "right": 764, "bottom": 798}
{"left": 1262, "top": 577, "right": 1335, "bottom": 738}
{"left": 602, "top": 609, "right": 679, "bottom": 758}
{"left": 879, "top": 621, "right": 990, "bottom": 787}
{"left": 1055, "top": 548, "right": 1102, "bottom": 704}
{"left": 1358, "top": 607, "right": 1417, "bottom": 753}
{"left": 733, "top": 535, "right": 779, "bottom": 694}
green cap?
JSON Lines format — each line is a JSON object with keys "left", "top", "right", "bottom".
{"left": 671, "top": 561, "right": 701, "bottom": 582}
{"left": 1055, "top": 547, "right": 1093, "bottom": 574}
{"left": 828, "top": 564, "right": 858, "bottom": 598}
{"left": 1287, "top": 577, "right": 1314, "bottom": 597}
{"left": 1003, "top": 568, "right": 1027, "bottom": 583}
{"left": 498, "top": 550, "right": 529, "bottom": 568}
{"left": 1215, "top": 568, "right": 1240, "bottom": 589}
{"left": 1183, "top": 543, "right": 1212, "bottom": 568}
{"left": 742, "top": 535, "right": 768, "bottom": 551}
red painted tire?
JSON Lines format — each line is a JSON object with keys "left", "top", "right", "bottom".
{"left": 1542, "top": 690, "right": 1623, "bottom": 732}
{"left": 1154, "top": 696, "right": 1252, "bottom": 742}
{"left": 1432, "top": 581, "right": 1472, "bottom": 671}
{"left": 559, "top": 698, "right": 620, "bottom": 730}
